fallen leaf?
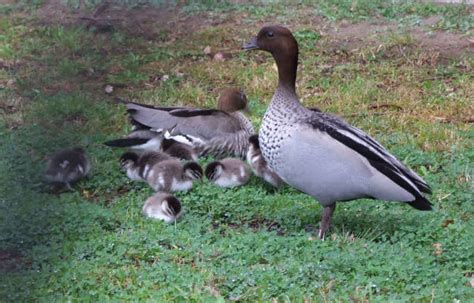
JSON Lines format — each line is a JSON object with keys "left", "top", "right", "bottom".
{"left": 204, "top": 46, "right": 212, "bottom": 55}
{"left": 82, "top": 190, "right": 92, "bottom": 199}
{"left": 104, "top": 84, "right": 114, "bottom": 94}
{"left": 6, "top": 79, "right": 16, "bottom": 88}
{"left": 442, "top": 219, "right": 454, "bottom": 228}
{"left": 213, "top": 52, "right": 226, "bottom": 61}
{"left": 432, "top": 243, "right": 443, "bottom": 256}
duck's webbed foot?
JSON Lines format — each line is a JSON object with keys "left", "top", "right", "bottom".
{"left": 318, "top": 203, "right": 336, "bottom": 240}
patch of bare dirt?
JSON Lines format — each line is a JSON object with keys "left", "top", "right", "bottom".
{"left": 324, "top": 18, "right": 473, "bottom": 60}
{"left": 0, "top": 249, "right": 27, "bottom": 272}
{"left": 23, "top": 1, "right": 474, "bottom": 60}
{"left": 34, "top": 0, "right": 215, "bottom": 41}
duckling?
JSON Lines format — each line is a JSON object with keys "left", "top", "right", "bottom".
{"left": 161, "top": 136, "right": 198, "bottom": 161}
{"left": 246, "top": 135, "right": 284, "bottom": 188}
{"left": 145, "top": 159, "right": 203, "bottom": 192}
{"left": 205, "top": 158, "right": 251, "bottom": 188}
{"left": 142, "top": 192, "right": 183, "bottom": 223}
{"left": 44, "top": 147, "right": 90, "bottom": 190}
{"left": 119, "top": 150, "right": 172, "bottom": 181}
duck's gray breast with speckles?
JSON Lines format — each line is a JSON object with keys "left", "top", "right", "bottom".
{"left": 259, "top": 88, "right": 308, "bottom": 169}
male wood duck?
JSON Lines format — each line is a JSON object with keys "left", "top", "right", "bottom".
{"left": 243, "top": 25, "right": 432, "bottom": 239}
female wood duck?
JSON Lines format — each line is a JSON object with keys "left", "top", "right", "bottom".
{"left": 123, "top": 87, "right": 255, "bottom": 158}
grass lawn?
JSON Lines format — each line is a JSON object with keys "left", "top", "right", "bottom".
{"left": 1, "top": 0, "right": 473, "bottom": 301}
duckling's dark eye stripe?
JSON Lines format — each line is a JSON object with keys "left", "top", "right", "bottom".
{"left": 167, "top": 198, "right": 182, "bottom": 214}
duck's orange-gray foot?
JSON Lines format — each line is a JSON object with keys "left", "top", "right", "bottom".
{"left": 318, "top": 204, "right": 336, "bottom": 240}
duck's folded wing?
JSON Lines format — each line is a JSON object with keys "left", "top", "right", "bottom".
{"left": 167, "top": 108, "right": 223, "bottom": 117}
{"left": 126, "top": 102, "right": 243, "bottom": 140}
{"left": 308, "top": 113, "right": 432, "bottom": 197}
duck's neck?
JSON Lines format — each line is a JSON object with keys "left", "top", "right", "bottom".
{"left": 274, "top": 51, "right": 298, "bottom": 94}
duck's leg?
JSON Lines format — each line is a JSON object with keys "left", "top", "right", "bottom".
{"left": 318, "top": 203, "right": 336, "bottom": 240}
{"left": 64, "top": 182, "right": 74, "bottom": 191}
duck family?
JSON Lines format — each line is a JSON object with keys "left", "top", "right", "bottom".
{"left": 44, "top": 25, "right": 432, "bottom": 235}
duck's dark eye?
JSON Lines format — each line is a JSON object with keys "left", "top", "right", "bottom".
{"left": 266, "top": 31, "right": 274, "bottom": 38}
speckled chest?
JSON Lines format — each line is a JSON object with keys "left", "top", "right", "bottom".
{"left": 259, "top": 88, "right": 306, "bottom": 169}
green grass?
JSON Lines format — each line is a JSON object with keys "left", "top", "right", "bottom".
{"left": 1, "top": 1, "right": 473, "bottom": 302}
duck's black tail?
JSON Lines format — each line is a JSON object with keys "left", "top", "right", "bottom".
{"left": 104, "top": 138, "right": 149, "bottom": 147}
{"left": 407, "top": 196, "right": 433, "bottom": 211}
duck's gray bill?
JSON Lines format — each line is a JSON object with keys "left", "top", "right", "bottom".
{"left": 242, "top": 37, "right": 259, "bottom": 50}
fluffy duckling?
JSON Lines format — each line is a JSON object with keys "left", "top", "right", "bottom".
{"left": 205, "top": 158, "right": 251, "bottom": 188}
{"left": 142, "top": 192, "right": 183, "bottom": 223}
{"left": 246, "top": 135, "right": 284, "bottom": 188}
{"left": 161, "top": 136, "right": 198, "bottom": 161}
{"left": 119, "top": 151, "right": 172, "bottom": 181}
{"left": 44, "top": 147, "right": 90, "bottom": 190}
{"left": 145, "top": 159, "right": 203, "bottom": 192}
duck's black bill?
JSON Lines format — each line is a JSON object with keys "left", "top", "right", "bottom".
{"left": 242, "top": 37, "right": 259, "bottom": 50}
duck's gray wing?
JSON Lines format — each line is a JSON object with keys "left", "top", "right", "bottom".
{"left": 126, "top": 103, "right": 243, "bottom": 140}
{"left": 313, "top": 113, "right": 431, "bottom": 193}
{"left": 304, "top": 112, "right": 432, "bottom": 209}
{"left": 168, "top": 128, "right": 250, "bottom": 159}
